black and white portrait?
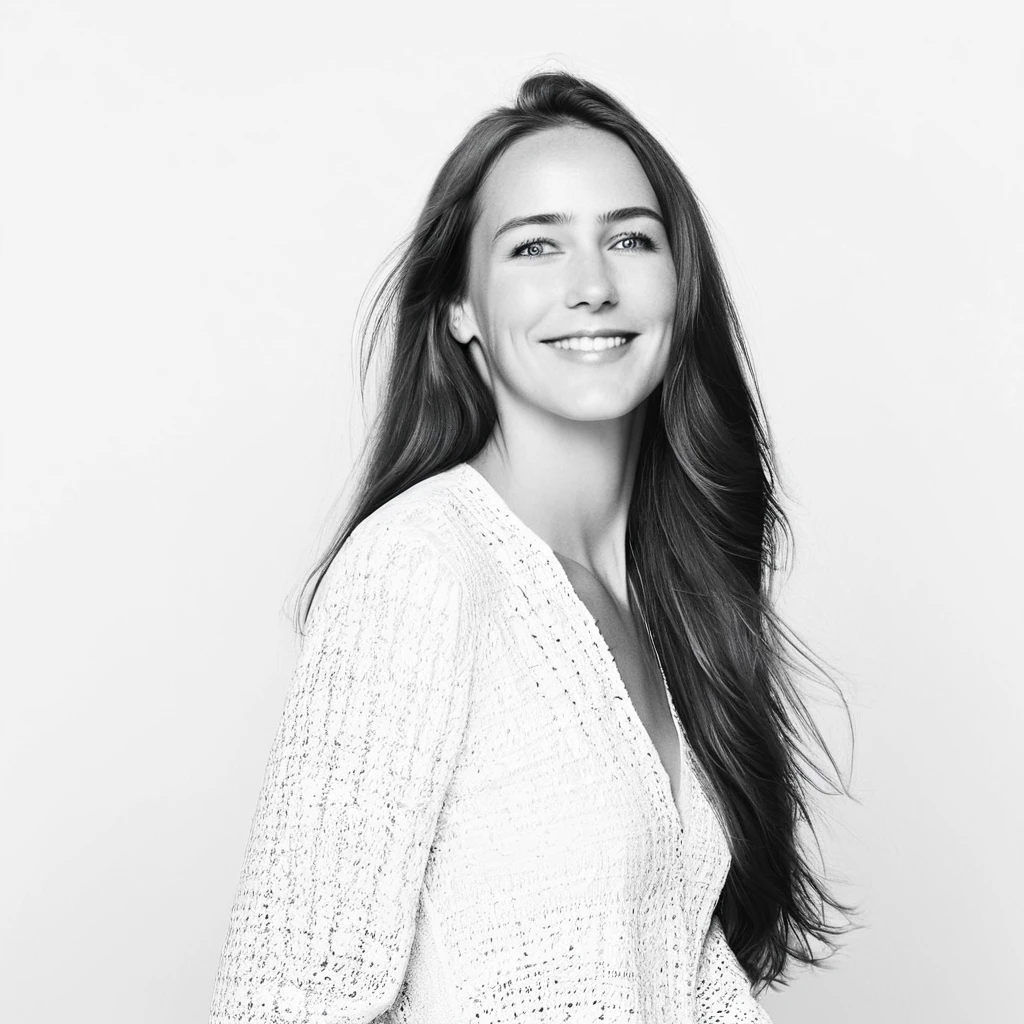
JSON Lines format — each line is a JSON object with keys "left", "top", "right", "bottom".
{"left": 2, "top": 4, "right": 1019, "bottom": 1023}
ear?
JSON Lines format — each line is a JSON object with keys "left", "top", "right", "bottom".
{"left": 447, "top": 299, "right": 482, "bottom": 346}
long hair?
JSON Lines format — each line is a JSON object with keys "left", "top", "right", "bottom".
{"left": 296, "top": 70, "right": 853, "bottom": 988}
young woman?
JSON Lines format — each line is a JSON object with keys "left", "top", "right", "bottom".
{"left": 209, "top": 71, "right": 849, "bottom": 1022}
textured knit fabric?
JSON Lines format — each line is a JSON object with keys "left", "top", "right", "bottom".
{"left": 209, "top": 462, "right": 773, "bottom": 1023}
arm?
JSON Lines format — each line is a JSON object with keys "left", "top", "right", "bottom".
{"left": 695, "top": 917, "right": 773, "bottom": 1023}
{"left": 209, "top": 522, "right": 471, "bottom": 1024}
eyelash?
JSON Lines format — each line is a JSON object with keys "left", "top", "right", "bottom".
{"left": 510, "top": 231, "right": 658, "bottom": 259}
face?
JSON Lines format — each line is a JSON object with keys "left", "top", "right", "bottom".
{"left": 450, "top": 125, "right": 677, "bottom": 423}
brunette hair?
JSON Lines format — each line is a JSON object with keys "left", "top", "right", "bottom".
{"left": 296, "top": 69, "right": 852, "bottom": 989}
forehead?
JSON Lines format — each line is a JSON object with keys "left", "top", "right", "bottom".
{"left": 475, "top": 126, "right": 658, "bottom": 230}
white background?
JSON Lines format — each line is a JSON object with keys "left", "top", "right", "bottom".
{"left": 2, "top": 2, "right": 1021, "bottom": 1021}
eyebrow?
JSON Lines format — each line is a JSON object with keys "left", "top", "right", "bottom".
{"left": 491, "top": 206, "right": 665, "bottom": 246}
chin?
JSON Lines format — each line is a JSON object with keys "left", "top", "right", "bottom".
{"left": 553, "top": 396, "right": 648, "bottom": 422}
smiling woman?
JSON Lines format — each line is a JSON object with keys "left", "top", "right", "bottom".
{"left": 450, "top": 125, "right": 676, "bottom": 455}
{"left": 208, "top": 71, "right": 852, "bottom": 1023}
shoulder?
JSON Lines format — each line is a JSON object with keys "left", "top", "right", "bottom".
{"left": 315, "top": 468, "right": 480, "bottom": 616}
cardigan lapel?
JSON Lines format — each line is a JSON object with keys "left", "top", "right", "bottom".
{"left": 450, "top": 461, "right": 696, "bottom": 839}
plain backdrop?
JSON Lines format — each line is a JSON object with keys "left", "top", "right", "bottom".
{"left": 2, "top": 2, "right": 1021, "bottom": 1021}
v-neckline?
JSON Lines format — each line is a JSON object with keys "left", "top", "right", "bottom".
{"left": 452, "top": 461, "right": 692, "bottom": 829}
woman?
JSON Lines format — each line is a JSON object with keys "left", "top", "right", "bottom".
{"left": 209, "top": 71, "right": 849, "bottom": 1022}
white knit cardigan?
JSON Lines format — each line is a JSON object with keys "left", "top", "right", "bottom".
{"left": 209, "top": 462, "right": 773, "bottom": 1023}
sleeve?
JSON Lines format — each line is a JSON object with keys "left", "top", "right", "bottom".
{"left": 694, "top": 917, "right": 773, "bottom": 1023}
{"left": 208, "top": 521, "right": 472, "bottom": 1024}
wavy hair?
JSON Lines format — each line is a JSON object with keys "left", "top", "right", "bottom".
{"left": 296, "top": 70, "right": 853, "bottom": 989}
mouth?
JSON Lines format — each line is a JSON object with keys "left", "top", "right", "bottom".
{"left": 540, "top": 332, "right": 639, "bottom": 352}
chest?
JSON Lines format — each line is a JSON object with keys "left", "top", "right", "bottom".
{"left": 553, "top": 557, "right": 682, "bottom": 807}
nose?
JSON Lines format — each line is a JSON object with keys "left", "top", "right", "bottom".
{"left": 564, "top": 249, "right": 618, "bottom": 309}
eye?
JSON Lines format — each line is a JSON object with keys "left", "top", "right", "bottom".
{"left": 611, "top": 231, "right": 657, "bottom": 252}
{"left": 510, "top": 236, "right": 556, "bottom": 259}
{"left": 509, "top": 230, "right": 659, "bottom": 260}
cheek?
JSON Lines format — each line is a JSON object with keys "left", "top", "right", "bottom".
{"left": 486, "top": 275, "right": 551, "bottom": 340}
{"left": 647, "top": 263, "right": 678, "bottom": 320}
{"left": 617, "top": 260, "right": 677, "bottom": 326}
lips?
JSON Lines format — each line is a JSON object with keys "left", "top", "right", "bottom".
{"left": 540, "top": 331, "right": 639, "bottom": 344}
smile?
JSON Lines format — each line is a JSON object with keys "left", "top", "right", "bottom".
{"left": 543, "top": 335, "right": 635, "bottom": 351}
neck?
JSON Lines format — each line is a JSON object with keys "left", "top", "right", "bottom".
{"left": 467, "top": 402, "right": 648, "bottom": 606}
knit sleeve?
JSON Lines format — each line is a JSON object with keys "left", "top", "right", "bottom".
{"left": 209, "top": 521, "right": 471, "bottom": 1024}
{"left": 694, "top": 917, "right": 773, "bottom": 1023}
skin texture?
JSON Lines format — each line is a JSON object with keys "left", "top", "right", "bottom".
{"left": 448, "top": 124, "right": 677, "bottom": 605}
{"left": 448, "top": 125, "right": 681, "bottom": 799}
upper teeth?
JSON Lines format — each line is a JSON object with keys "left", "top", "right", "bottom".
{"left": 549, "top": 335, "right": 631, "bottom": 351}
